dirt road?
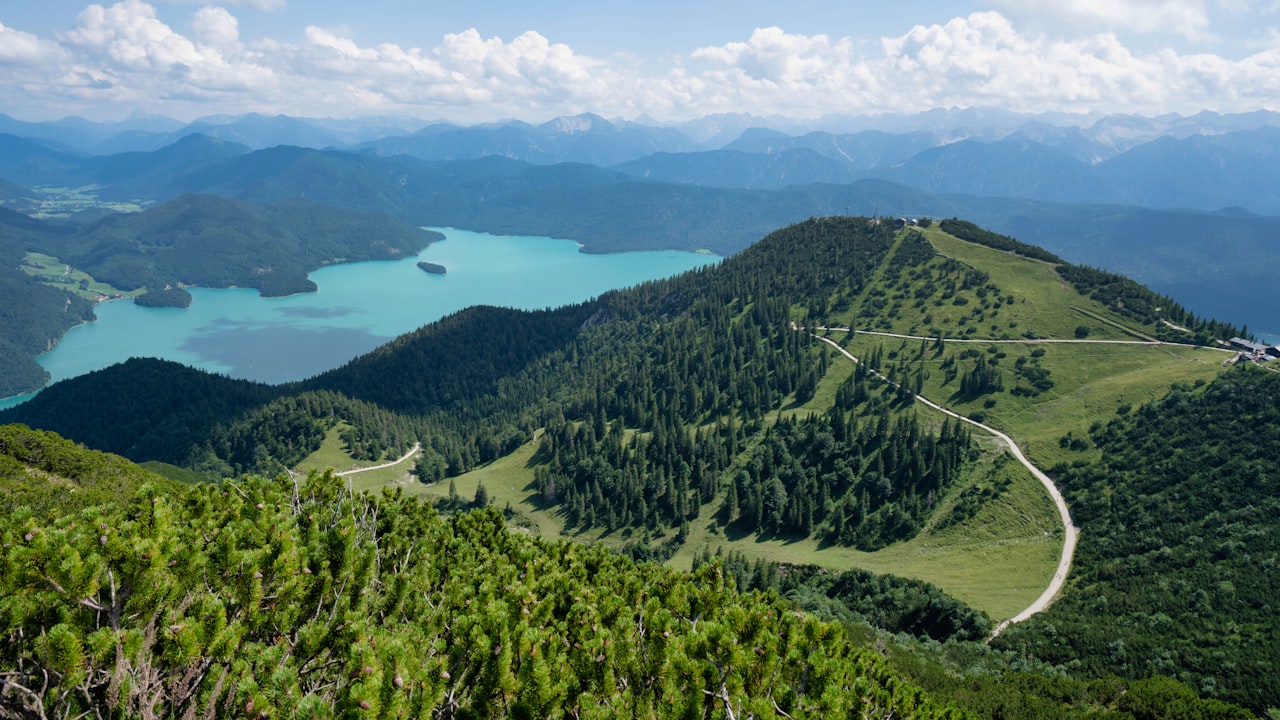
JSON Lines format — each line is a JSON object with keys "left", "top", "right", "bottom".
{"left": 812, "top": 334, "right": 1078, "bottom": 637}
{"left": 337, "top": 443, "right": 422, "bottom": 477}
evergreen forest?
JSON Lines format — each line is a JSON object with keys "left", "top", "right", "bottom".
{"left": 0, "top": 430, "right": 1256, "bottom": 719}
{"left": 2, "top": 216, "right": 1277, "bottom": 717}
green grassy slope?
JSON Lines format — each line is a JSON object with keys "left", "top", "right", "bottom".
{"left": 299, "top": 220, "right": 1242, "bottom": 621}
{"left": 0, "top": 469, "right": 978, "bottom": 720}
{"left": 0, "top": 424, "right": 178, "bottom": 516}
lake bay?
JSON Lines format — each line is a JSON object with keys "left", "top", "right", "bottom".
{"left": 0, "top": 229, "right": 719, "bottom": 409}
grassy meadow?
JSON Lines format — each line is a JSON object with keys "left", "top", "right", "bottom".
{"left": 290, "top": 222, "right": 1234, "bottom": 621}
{"left": 21, "top": 252, "right": 141, "bottom": 300}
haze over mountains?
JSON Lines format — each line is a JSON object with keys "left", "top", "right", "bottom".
{"left": 7, "top": 107, "right": 1280, "bottom": 216}
{"left": 3, "top": 107, "right": 1279, "bottom": 344}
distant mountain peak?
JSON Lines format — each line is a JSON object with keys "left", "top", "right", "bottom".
{"left": 542, "top": 113, "right": 612, "bottom": 135}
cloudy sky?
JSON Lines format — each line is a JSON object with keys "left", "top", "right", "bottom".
{"left": 2, "top": 0, "right": 1278, "bottom": 123}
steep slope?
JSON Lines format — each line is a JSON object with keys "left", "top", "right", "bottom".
{"left": 3, "top": 217, "right": 1275, "bottom": 712}
{"left": 0, "top": 208, "right": 95, "bottom": 397}
{"left": 612, "top": 148, "right": 858, "bottom": 189}
{"left": 0, "top": 466, "right": 977, "bottom": 719}
{"left": 46, "top": 193, "right": 440, "bottom": 296}
{"left": 1096, "top": 127, "right": 1280, "bottom": 213}
{"left": 0, "top": 423, "right": 177, "bottom": 516}
{"left": 994, "top": 367, "right": 1280, "bottom": 713}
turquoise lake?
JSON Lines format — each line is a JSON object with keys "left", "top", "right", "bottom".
{"left": 0, "top": 229, "right": 719, "bottom": 410}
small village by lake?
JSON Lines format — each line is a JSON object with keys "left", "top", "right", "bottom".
{"left": 0, "top": 229, "right": 718, "bottom": 410}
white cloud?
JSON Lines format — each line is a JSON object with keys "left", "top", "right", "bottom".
{"left": 1, "top": 2, "right": 1277, "bottom": 122}
{"left": 0, "top": 21, "right": 69, "bottom": 66}
{"left": 192, "top": 6, "right": 241, "bottom": 52}
{"left": 152, "top": 0, "right": 285, "bottom": 11}
{"left": 65, "top": 0, "right": 205, "bottom": 69}
{"left": 989, "top": 0, "right": 1212, "bottom": 39}
{"left": 679, "top": 12, "right": 1280, "bottom": 117}
{"left": 286, "top": 26, "right": 613, "bottom": 116}
{"left": 50, "top": 0, "right": 276, "bottom": 106}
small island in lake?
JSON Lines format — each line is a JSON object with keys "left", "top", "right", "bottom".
{"left": 134, "top": 287, "right": 193, "bottom": 308}
{"left": 417, "top": 261, "right": 447, "bottom": 275}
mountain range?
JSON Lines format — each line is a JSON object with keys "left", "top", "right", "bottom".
{"left": 3, "top": 215, "right": 1275, "bottom": 715}
{"left": 6, "top": 107, "right": 1280, "bottom": 215}
{"left": 4, "top": 117, "right": 1280, "bottom": 347}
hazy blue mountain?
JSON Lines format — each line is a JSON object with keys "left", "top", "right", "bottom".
{"left": 83, "top": 130, "right": 175, "bottom": 155}
{"left": 1084, "top": 113, "right": 1197, "bottom": 153}
{"left": 164, "top": 144, "right": 431, "bottom": 214}
{"left": 611, "top": 148, "right": 857, "bottom": 189}
{"left": 88, "top": 134, "right": 252, "bottom": 196}
{"left": 818, "top": 105, "right": 1051, "bottom": 135}
{"left": 701, "top": 124, "right": 1280, "bottom": 213}
{"left": 0, "top": 133, "right": 254, "bottom": 198}
{"left": 163, "top": 113, "right": 347, "bottom": 150}
{"left": 1083, "top": 109, "right": 1280, "bottom": 152}
{"left": 1095, "top": 127, "right": 1280, "bottom": 213}
{"left": 0, "top": 133, "right": 88, "bottom": 186}
{"left": 305, "top": 115, "right": 430, "bottom": 145}
{"left": 0, "top": 112, "right": 185, "bottom": 154}
{"left": 357, "top": 113, "right": 701, "bottom": 165}
{"left": 672, "top": 112, "right": 766, "bottom": 146}
{"left": 0, "top": 178, "right": 33, "bottom": 202}
{"left": 870, "top": 137, "right": 1110, "bottom": 203}
{"left": 1004, "top": 121, "right": 1117, "bottom": 163}
{"left": 357, "top": 122, "right": 552, "bottom": 162}
{"left": 725, "top": 128, "right": 939, "bottom": 171}
{"left": 535, "top": 113, "right": 702, "bottom": 164}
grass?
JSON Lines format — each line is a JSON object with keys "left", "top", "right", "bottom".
{"left": 922, "top": 227, "right": 1152, "bottom": 340}
{"left": 333, "top": 397, "right": 1063, "bottom": 620}
{"left": 294, "top": 423, "right": 362, "bottom": 475}
{"left": 665, "top": 435, "right": 1061, "bottom": 620}
{"left": 21, "top": 252, "right": 141, "bottom": 300}
{"left": 842, "top": 332, "right": 1228, "bottom": 468}
{"left": 140, "top": 461, "right": 215, "bottom": 485}
{"left": 826, "top": 227, "right": 1154, "bottom": 344}
{"left": 294, "top": 423, "right": 420, "bottom": 488}
{"left": 282, "top": 224, "right": 1221, "bottom": 621}
{"left": 24, "top": 185, "right": 148, "bottom": 219}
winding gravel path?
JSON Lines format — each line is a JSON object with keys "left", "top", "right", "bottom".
{"left": 337, "top": 442, "right": 422, "bottom": 477}
{"left": 811, "top": 333, "right": 1078, "bottom": 637}
{"left": 827, "top": 327, "right": 1233, "bottom": 352}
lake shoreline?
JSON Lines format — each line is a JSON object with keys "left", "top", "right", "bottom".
{"left": 0, "top": 229, "right": 719, "bottom": 410}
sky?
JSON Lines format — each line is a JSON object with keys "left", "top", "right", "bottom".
{"left": 1, "top": 0, "right": 1278, "bottom": 124}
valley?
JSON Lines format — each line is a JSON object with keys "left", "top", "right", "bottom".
{"left": 0, "top": 228, "right": 717, "bottom": 406}
{"left": 2, "top": 108, "right": 1278, "bottom": 718}
{"left": 227, "top": 220, "right": 1249, "bottom": 633}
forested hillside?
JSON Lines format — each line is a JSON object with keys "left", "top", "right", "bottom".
{"left": 0, "top": 209, "right": 96, "bottom": 397}
{"left": 0, "top": 468, "right": 973, "bottom": 719}
{"left": 0, "top": 196, "right": 441, "bottom": 397}
{"left": 4, "top": 216, "right": 1276, "bottom": 715}
{"left": 0, "top": 424, "right": 177, "bottom": 516}
{"left": 995, "top": 366, "right": 1280, "bottom": 711}
{"left": 0, "top": 440, "right": 1253, "bottom": 719}
{"left": 45, "top": 193, "right": 439, "bottom": 297}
